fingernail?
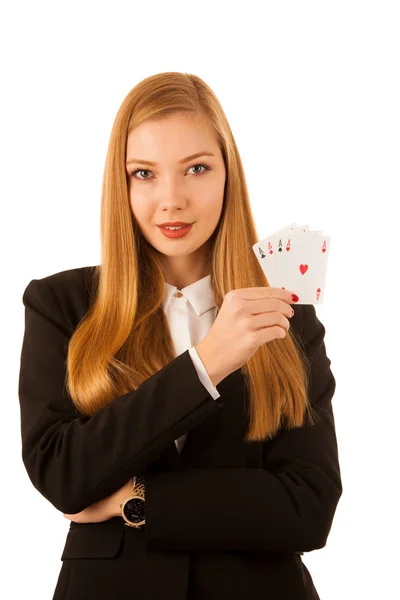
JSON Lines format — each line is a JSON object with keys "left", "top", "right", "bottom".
{"left": 291, "top": 308, "right": 294, "bottom": 316}
{"left": 291, "top": 294, "right": 299, "bottom": 303}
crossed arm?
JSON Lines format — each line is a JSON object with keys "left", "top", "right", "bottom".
{"left": 20, "top": 277, "right": 342, "bottom": 553}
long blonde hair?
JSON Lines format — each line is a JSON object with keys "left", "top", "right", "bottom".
{"left": 66, "top": 71, "right": 317, "bottom": 442}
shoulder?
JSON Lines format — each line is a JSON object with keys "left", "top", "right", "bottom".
{"left": 22, "top": 265, "right": 99, "bottom": 334}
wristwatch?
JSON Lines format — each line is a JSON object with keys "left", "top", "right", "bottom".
{"left": 120, "top": 475, "right": 146, "bottom": 528}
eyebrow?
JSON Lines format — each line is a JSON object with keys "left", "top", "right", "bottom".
{"left": 126, "top": 151, "right": 216, "bottom": 167}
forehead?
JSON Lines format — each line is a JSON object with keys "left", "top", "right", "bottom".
{"left": 126, "top": 113, "right": 218, "bottom": 160}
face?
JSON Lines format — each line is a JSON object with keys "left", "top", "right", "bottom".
{"left": 125, "top": 113, "right": 226, "bottom": 288}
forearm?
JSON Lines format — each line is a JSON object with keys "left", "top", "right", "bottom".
{"left": 143, "top": 465, "right": 341, "bottom": 553}
{"left": 20, "top": 278, "right": 223, "bottom": 514}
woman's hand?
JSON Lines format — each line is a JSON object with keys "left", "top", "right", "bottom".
{"left": 63, "top": 478, "right": 135, "bottom": 524}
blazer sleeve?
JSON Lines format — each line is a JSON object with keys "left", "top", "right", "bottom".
{"left": 18, "top": 278, "right": 224, "bottom": 515}
{"left": 144, "top": 304, "right": 343, "bottom": 554}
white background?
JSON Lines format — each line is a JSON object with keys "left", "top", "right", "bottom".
{"left": 2, "top": 1, "right": 399, "bottom": 598}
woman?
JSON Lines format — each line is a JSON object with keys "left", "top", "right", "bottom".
{"left": 18, "top": 72, "right": 342, "bottom": 599}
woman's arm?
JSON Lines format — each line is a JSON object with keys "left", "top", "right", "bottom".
{"left": 143, "top": 304, "right": 342, "bottom": 554}
{"left": 63, "top": 477, "right": 135, "bottom": 523}
{"left": 19, "top": 276, "right": 223, "bottom": 515}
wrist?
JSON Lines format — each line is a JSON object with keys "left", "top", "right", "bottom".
{"left": 119, "top": 475, "right": 146, "bottom": 528}
{"left": 116, "top": 477, "right": 136, "bottom": 518}
{"left": 195, "top": 341, "right": 228, "bottom": 387}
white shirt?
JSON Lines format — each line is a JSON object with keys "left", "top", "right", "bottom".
{"left": 162, "top": 274, "right": 221, "bottom": 454}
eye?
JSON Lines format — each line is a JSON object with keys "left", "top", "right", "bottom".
{"left": 130, "top": 168, "right": 152, "bottom": 180}
{"left": 187, "top": 163, "right": 210, "bottom": 175}
{"left": 129, "top": 163, "right": 211, "bottom": 181}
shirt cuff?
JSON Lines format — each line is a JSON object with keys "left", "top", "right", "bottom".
{"left": 188, "top": 346, "right": 221, "bottom": 400}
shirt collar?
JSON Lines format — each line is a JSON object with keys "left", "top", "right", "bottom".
{"left": 163, "top": 273, "right": 216, "bottom": 316}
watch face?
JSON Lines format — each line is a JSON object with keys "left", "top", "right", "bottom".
{"left": 124, "top": 497, "right": 145, "bottom": 524}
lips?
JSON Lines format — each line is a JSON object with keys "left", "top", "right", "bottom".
{"left": 158, "top": 223, "right": 193, "bottom": 238}
{"left": 158, "top": 222, "right": 192, "bottom": 227}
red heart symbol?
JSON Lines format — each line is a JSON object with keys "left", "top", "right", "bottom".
{"left": 300, "top": 264, "right": 308, "bottom": 275}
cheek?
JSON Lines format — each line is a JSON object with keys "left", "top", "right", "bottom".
{"left": 129, "top": 194, "right": 153, "bottom": 225}
{"left": 201, "top": 193, "right": 224, "bottom": 222}
{"left": 200, "top": 175, "right": 225, "bottom": 216}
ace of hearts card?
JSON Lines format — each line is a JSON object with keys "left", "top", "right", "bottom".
{"left": 252, "top": 223, "right": 331, "bottom": 304}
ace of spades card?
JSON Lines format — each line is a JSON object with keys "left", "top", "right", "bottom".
{"left": 252, "top": 223, "right": 330, "bottom": 304}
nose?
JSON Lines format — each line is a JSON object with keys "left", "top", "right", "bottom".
{"left": 158, "top": 174, "right": 187, "bottom": 208}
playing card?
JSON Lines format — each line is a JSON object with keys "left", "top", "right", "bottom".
{"left": 252, "top": 223, "right": 331, "bottom": 304}
{"left": 272, "top": 229, "right": 330, "bottom": 304}
{"left": 253, "top": 222, "right": 297, "bottom": 283}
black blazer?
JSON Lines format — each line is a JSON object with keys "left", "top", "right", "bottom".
{"left": 18, "top": 265, "right": 342, "bottom": 600}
